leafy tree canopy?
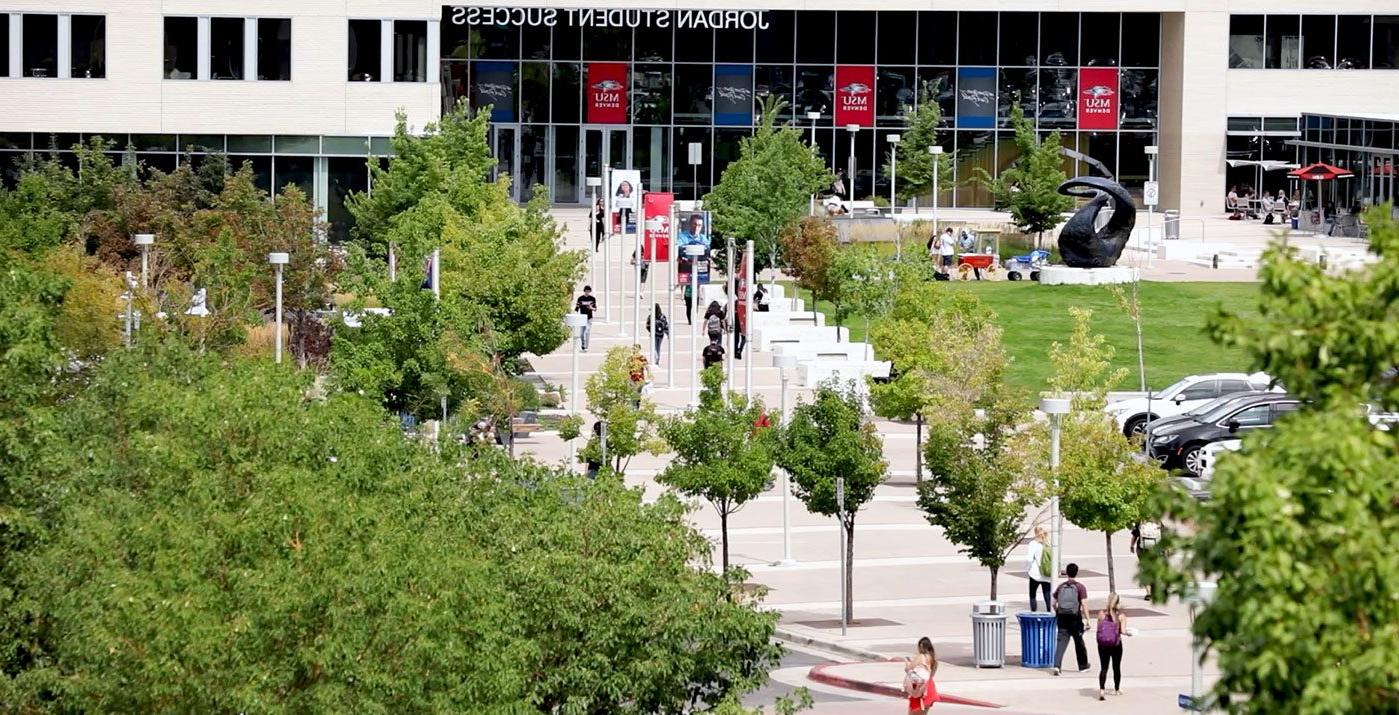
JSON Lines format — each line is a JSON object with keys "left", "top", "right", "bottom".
{"left": 976, "top": 104, "right": 1074, "bottom": 241}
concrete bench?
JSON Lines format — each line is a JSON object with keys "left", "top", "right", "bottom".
{"left": 773, "top": 342, "right": 875, "bottom": 361}
{"left": 798, "top": 359, "right": 892, "bottom": 388}
{"left": 754, "top": 325, "right": 850, "bottom": 352}
{"left": 751, "top": 311, "right": 824, "bottom": 329}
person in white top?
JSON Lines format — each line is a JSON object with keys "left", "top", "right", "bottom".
{"left": 1026, "top": 523, "right": 1053, "bottom": 611}
{"left": 937, "top": 227, "right": 956, "bottom": 275}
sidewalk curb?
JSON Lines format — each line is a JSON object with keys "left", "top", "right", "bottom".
{"left": 807, "top": 662, "right": 1005, "bottom": 709}
{"left": 773, "top": 627, "right": 887, "bottom": 662}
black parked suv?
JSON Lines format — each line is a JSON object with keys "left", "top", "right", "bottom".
{"left": 1148, "top": 393, "right": 1301, "bottom": 476}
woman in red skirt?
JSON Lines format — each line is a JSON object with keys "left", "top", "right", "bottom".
{"left": 903, "top": 637, "right": 939, "bottom": 713}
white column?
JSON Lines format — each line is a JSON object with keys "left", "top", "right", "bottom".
{"left": 244, "top": 17, "right": 258, "bottom": 81}
{"left": 666, "top": 209, "right": 676, "bottom": 387}
{"left": 8, "top": 15, "right": 21, "bottom": 79}
{"left": 268, "top": 252, "right": 289, "bottom": 364}
{"left": 744, "top": 239, "right": 754, "bottom": 401}
{"left": 426, "top": 21, "right": 440, "bottom": 84}
{"left": 725, "top": 245, "right": 735, "bottom": 395}
{"left": 196, "top": 17, "right": 211, "bottom": 81}
{"left": 431, "top": 248, "right": 441, "bottom": 299}
{"left": 379, "top": 20, "right": 394, "bottom": 83}
{"left": 1041, "top": 397, "right": 1070, "bottom": 579}
{"left": 774, "top": 353, "right": 797, "bottom": 565}
{"left": 632, "top": 220, "right": 642, "bottom": 351}
{"left": 57, "top": 14, "right": 71, "bottom": 78}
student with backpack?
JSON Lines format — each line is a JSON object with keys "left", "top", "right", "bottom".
{"left": 703, "top": 301, "right": 726, "bottom": 343}
{"left": 1052, "top": 562, "right": 1090, "bottom": 675}
{"left": 646, "top": 304, "right": 669, "bottom": 366}
{"left": 1095, "top": 592, "right": 1128, "bottom": 700}
{"left": 902, "top": 636, "right": 939, "bottom": 714}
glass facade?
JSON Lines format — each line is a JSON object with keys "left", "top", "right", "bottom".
{"left": 1296, "top": 114, "right": 1399, "bottom": 216}
{"left": 1230, "top": 14, "right": 1399, "bottom": 69}
{"left": 440, "top": 9, "right": 1161, "bottom": 206}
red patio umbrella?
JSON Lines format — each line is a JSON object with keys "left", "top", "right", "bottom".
{"left": 1288, "top": 163, "right": 1355, "bottom": 226}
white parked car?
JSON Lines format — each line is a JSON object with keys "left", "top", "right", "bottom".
{"left": 1197, "top": 439, "right": 1242, "bottom": 480}
{"left": 1106, "top": 372, "right": 1279, "bottom": 438}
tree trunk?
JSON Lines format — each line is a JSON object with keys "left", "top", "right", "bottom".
{"left": 811, "top": 288, "right": 817, "bottom": 327}
{"left": 990, "top": 565, "right": 999, "bottom": 601}
{"left": 915, "top": 413, "right": 923, "bottom": 483}
{"left": 1105, "top": 531, "right": 1116, "bottom": 594}
{"left": 844, "top": 519, "right": 855, "bottom": 625}
{"left": 834, "top": 303, "right": 842, "bottom": 342}
{"left": 720, "top": 509, "right": 730, "bottom": 573}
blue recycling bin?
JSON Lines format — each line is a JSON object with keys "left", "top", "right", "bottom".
{"left": 1017, "top": 612, "right": 1058, "bottom": 668}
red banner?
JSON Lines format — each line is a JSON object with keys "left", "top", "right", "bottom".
{"left": 1077, "top": 68, "right": 1119, "bottom": 131}
{"left": 642, "top": 192, "right": 672, "bottom": 262}
{"left": 735, "top": 247, "right": 748, "bottom": 326}
{"left": 834, "top": 65, "right": 875, "bottom": 127}
{"left": 587, "top": 62, "right": 629, "bottom": 124}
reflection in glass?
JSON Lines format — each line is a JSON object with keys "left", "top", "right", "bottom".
{"left": 520, "top": 62, "right": 549, "bottom": 123}
{"left": 796, "top": 12, "right": 835, "bottom": 63}
{"left": 633, "top": 64, "right": 673, "bottom": 124}
{"left": 1121, "top": 13, "right": 1160, "bottom": 67}
{"left": 1120, "top": 69, "right": 1158, "bottom": 130}
{"left": 673, "top": 65, "right": 711, "bottom": 125}
{"left": 1228, "top": 15, "right": 1264, "bottom": 68}
{"left": 998, "top": 68, "right": 1037, "bottom": 128}
{"left": 837, "top": 12, "right": 875, "bottom": 64}
{"left": 229, "top": 155, "right": 273, "bottom": 194}
{"left": 757, "top": 10, "right": 796, "bottom": 63}
{"left": 1039, "top": 13, "right": 1078, "bottom": 67}
{"left": 70, "top": 15, "right": 106, "bottom": 78}
{"left": 553, "top": 126, "right": 578, "bottom": 203}
{"left": 1336, "top": 16, "right": 1370, "bottom": 69}
{"left": 917, "top": 68, "right": 956, "bottom": 126}
{"left": 919, "top": 12, "right": 957, "bottom": 66}
{"left": 393, "top": 20, "right": 428, "bottom": 82}
{"left": 522, "top": 25, "right": 550, "bottom": 60}
{"left": 211, "top": 17, "right": 245, "bottom": 80}
{"left": 999, "top": 13, "right": 1038, "bottom": 67}
{"left": 1266, "top": 15, "right": 1300, "bottom": 69}
{"left": 328, "top": 157, "right": 368, "bottom": 243}
{"left": 275, "top": 155, "right": 314, "bottom": 199}
{"left": 1080, "top": 14, "right": 1120, "bottom": 67}
{"left": 22, "top": 14, "right": 58, "bottom": 78}
{"left": 955, "top": 130, "right": 994, "bottom": 206}
{"left": 635, "top": 126, "right": 669, "bottom": 192}
{"left": 877, "top": 12, "right": 916, "bottom": 65}
{"left": 715, "top": 25, "right": 753, "bottom": 63}
{"left": 257, "top": 19, "right": 292, "bottom": 80}
{"left": 1038, "top": 69, "right": 1075, "bottom": 130}
{"left": 1117, "top": 131, "right": 1151, "bottom": 196}
{"left": 1301, "top": 15, "right": 1335, "bottom": 69}
{"left": 959, "top": 13, "right": 997, "bottom": 66}
{"left": 636, "top": 26, "right": 671, "bottom": 62}
{"left": 755, "top": 66, "right": 795, "bottom": 118}
{"left": 673, "top": 127, "right": 712, "bottom": 199}
{"left": 165, "top": 17, "right": 199, "bottom": 79}
{"left": 1085, "top": 132, "right": 1117, "bottom": 179}
{"left": 877, "top": 67, "right": 917, "bottom": 127}
{"left": 551, "top": 63, "right": 581, "bottom": 123}
{"left": 796, "top": 66, "right": 834, "bottom": 119}
{"left": 674, "top": 26, "right": 713, "bottom": 63}
{"left": 521, "top": 125, "right": 547, "bottom": 202}
{"left": 1373, "top": 16, "right": 1399, "bottom": 69}
{"left": 584, "top": 26, "right": 630, "bottom": 62}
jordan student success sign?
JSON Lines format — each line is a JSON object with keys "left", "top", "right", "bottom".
{"left": 448, "top": 7, "right": 771, "bottom": 30}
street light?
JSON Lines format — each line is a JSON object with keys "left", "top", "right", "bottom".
{"left": 132, "top": 233, "right": 154, "bottom": 288}
{"left": 929, "top": 145, "right": 945, "bottom": 237}
{"left": 886, "top": 133, "right": 901, "bottom": 213}
{"left": 268, "top": 252, "right": 289, "bottom": 364}
{"left": 773, "top": 353, "right": 798, "bottom": 565}
{"left": 1184, "top": 581, "right": 1218, "bottom": 711}
{"left": 684, "top": 243, "right": 706, "bottom": 406}
{"left": 587, "top": 176, "right": 603, "bottom": 314}
{"left": 1145, "top": 145, "right": 1159, "bottom": 270}
{"left": 1040, "top": 396, "right": 1071, "bottom": 579}
{"left": 564, "top": 312, "right": 589, "bottom": 472}
{"left": 846, "top": 125, "right": 860, "bottom": 201}
{"left": 806, "top": 111, "right": 821, "bottom": 147}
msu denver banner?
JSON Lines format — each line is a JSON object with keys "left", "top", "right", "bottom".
{"left": 714, "top": 65, "right": 754, "bottom": 126}
{"left": 956, "top": 67, "right": 995, "bottom": 129}
{"left": 1077, "top": 68, "right": 1119, "bottom": 130}
{"left": 834, "top": 66, "right": 875, "bottom": 127}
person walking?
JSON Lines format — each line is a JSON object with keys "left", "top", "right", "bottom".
{"left": 702, "top": 339, "right": 726, "bottom": 371}
{"left": 592, "top": 197, "right": 606, "bottom": 251}
{"left": 902, "top": 637, "right": 939, "bottom": 714}
{"left": 703, "top": 301, "right": 727, "bottom": 344}
{"left": 733, "top": 302, "right": 747, "bottom": 360}
{"left": 1095, "top": 592, "right": 1128, "bottom": 700}
{"left": 646, "top": 304, "right": 669, "bottom": 365}
{"left": 683, "top": 282, "right": 695, "bottom": 325}
{"left": 574, "top": 286, "right": 597, "bottom": 351}
{"left": 627, "top": 345, "right": 649, "bottom": 407}
{"left": 938, "top": 227, "right": 956, "bottom": 276}
{"left": 1052, "top": 562, "right": 1090, "bottom": 676}
{"left": 1026, "top": 524, "right": 1052, "bottom": 612}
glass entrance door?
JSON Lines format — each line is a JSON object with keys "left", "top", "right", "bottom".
{"left": 490, "top": 124, "right": 521, "bottom": 202}
{"left": 583, "top": 126, "right": 632, "bottom": 201}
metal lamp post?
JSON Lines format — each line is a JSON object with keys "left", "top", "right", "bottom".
{"left": 268, "top": 252, "right": 289, "bottom": 364}
{"left": 1041, "top": 397, "right": 1071, "bottom": 578}
{"left": 684, "top": 243, "right": 706, "bottom": 406}
{"left": 845, "top": 124, "right": 860, "bottom": 201}
{"left": 886, "top": 134, "right": 902, "bottom": 259}
{"left": 807, "top": 111, "right": 823, "bottom": 215}
{"left": 929, "top": 145, "right": 944, "bottom": 235}
{"left": 773, "top": 353, "right": 798, "bottom": 565}
{"left": 564, "top": 312, "right": 589, "bottom": 472}
{"left": 1185, "top": 581, "right": 1218, "bottom": 711}
{"left": 133, "top": 233, "right": 154, "bottom": 288}
{"left": 1145, "top": 145, "right": 1159, "bottom": 269}
{"left": 587, "top": 176, "right": 602, "bottom": 307}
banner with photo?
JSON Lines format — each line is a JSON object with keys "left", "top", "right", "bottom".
{"left": 472, "top": 61, "right": 517, "bottom": 122}
{"left": 586, "top": 62, "right": 629, "bottom": 124}
{"left": 714, "top": 65, "right": 755, "bottom": 126}
{"left": 834, "top": 65, "right": 875, "bottom": 127}
{"left": 610, "top": 169, "right": 641, "bottom": 233}
{"left": 675, "top": 210, "right": 712, "bottom": 286}
{"left": 956, "top": 67, "right": 996, "bottom": 129}
{"left": 642, "top": 192, "right": 673, "bottom": 261}
{"left": 1077, "top": 68, "right": 1119, "bottom": 130}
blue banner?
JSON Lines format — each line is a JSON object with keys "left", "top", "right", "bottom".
{"left": 714, "top": 64, "right": 754, "bottom": 126}
{"left": 956, "top": 67, "right": 996, "bottom": 129}
{"left": 473, "top": 61, "right": 517, "bottom": 122}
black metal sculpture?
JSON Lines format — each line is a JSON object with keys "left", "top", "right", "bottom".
{"left": 1056, "top": 177, "right": 1137, "bottom": 268}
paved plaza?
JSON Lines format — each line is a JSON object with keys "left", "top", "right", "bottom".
{"left": 516, "top": 208, "right": 1230, "bottom": 713}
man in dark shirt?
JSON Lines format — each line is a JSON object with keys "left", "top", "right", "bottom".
{"left": 574, "top": 286, "right": 597, "bottom": 351}
{"left": 1052, "top": 562, "right": 1091, "bottom": 675}
{"left": 702, "top": 340, "right": 725, "bottom": 371}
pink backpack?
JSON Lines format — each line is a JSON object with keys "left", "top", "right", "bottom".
{"left": 1096, "top": 615, "right": 1121, "bottom": 646}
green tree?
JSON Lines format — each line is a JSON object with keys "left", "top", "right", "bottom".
{"left": 777, "top": 217, "right": 838, "bottom": 328}
{"left": 911, "top": 294, "right": 1043, "bottom": 600}
{"left": 882, "top": 81, "right": 953, "bottom": 205}
{"left": 826, "top": 245, "right": 897, "bottom": 347}
{"left": 976, "top": 104, "right": 1074, "bottom": 248}
{"left": 1137, "top": 207, "right": 1399, "bottom": 714}
{"left": 580, "top": 345, "right": 665, "bottom": 475}
{"left": 705, "top": 96, "right": 832, "bottom": 274}
{"left": 775, "top": 381, "right": 887, "bottom": 623}
{"left": 2, "top": 344, "right": 784, "bottom": 711}
{"left": 659, "top": 367, "right": 776, "bottom": 571}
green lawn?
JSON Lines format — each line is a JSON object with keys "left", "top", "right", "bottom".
{"left": 785, "top": 281, "right": 1262, "bottom": 393}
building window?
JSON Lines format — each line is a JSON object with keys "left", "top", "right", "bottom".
{"left": 69, "top": 15, "right": 105, "bottom": 78}
{"left": 1081, "top": 13, "right": 1121, "bottom": 67}
{"left": 1376, "top": 16, "right": 1399, "bottom": 69}
{"left": 1300, "top": 15, "right": 1335, "bottom": 69}
{"left": 1229, "top": 15, "right": 1265, "bottom": 68}
{"left": 348, "top": 20, "right": 381, "bottom": 81}
{"left": 1265, "top": 15, "right": 1301, "bottom": 69}
{"left": 1335, "top": 16, "right": 1370, "bottom": 69}
{"left": 165, "top": 17, "right": 199, "bottom": 79}
{"left": 258, "top": 19, "right": 292, "bottom": 80}
{"left": 22, "top": 14, "right": 58, "bottom": 78}
{"left": 0, "top": 16, "right": 11, "bottom": 77}
{"left": 211, "top": 17, "right": 246, "bottom": 80}
{"left": 393, "top": 20, "right": 427, "bottom": 82}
